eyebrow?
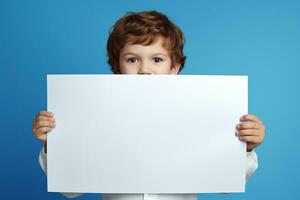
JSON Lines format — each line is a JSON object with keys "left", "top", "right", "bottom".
{"left": 122, "top": 52, "right": 168, "bottom": 57}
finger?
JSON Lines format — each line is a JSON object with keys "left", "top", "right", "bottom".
{"left": 35, "top": 115, "right": 55, "bottom": 123}
{"left": 35, "top": 121, "right": 56, "bottom": 129}
{"left": 236, "top": 129, "right": 260, "bottom": 137}
{"left": 32, "top": 116, "right": 53, "bottom": 133}
{"left": 36, "top": 126, "right": 54, "bottom": 135}
{"left": 38, "top": 111, "right": 54, "bottom": 117}
{"left": 240, "top": 114, "right": 263, "bottom": 124}
{"left": 239, "top": 135, "right": 260, "bottom": 144}
{"left": 34, "top": 127, "right": 54, "bottom": 141}
{"left": 39, "top": 126, "right": 54, "bottom": 133}
{"left": 236, "top": 121, "right": 260, "bottom": 130}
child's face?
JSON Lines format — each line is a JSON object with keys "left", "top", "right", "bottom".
{"left": 119, "top": 37, "right": 180, "bottom": 75}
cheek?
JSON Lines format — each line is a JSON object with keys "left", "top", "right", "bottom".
{"left": 119, "top": 61, "right": 137, "bottom": 74}
{"left": 153, "top": 61, "right": 172, "bottom": 74}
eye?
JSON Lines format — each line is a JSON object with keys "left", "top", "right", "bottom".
{"left": 153, "top": 57, "right": 163, "bottom": 63}
{"left": 127, "top": 57, "right": 138, "bottom": 63}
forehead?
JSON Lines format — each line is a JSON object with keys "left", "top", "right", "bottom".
{"left": 121, "top": 36, "right": 170, "bottom": 55}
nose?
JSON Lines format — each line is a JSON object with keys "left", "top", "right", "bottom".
{"left": 138, "top": 62, "right": 152, "bottom": 75}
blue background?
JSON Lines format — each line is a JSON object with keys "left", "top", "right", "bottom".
{"left": 0, "top": 0, "right": 299, "bottom": 199}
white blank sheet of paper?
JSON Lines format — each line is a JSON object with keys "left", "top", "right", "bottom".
{"left": 47, "top": 74, "right": 248, "bottom": 193}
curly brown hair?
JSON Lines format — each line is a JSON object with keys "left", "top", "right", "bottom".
{"left": 107, "top": 10, "right": 186, "bottom": 74}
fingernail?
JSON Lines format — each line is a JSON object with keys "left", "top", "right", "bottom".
{"left": 235, "top": 131, "right": 239, "bottom": 136}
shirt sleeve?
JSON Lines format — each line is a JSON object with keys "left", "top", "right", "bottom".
{"left": 246, "top": 150, "right": 258, "bottom": 181}
{"left": 38, "top": 146, "right": 85, "bottom": 198}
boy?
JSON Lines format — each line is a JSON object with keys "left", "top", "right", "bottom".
{"left": 32, "top": 11, "right": 266, "bottom": 199}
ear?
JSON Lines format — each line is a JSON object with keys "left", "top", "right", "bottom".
{"left": 170, "top": 63, "right": 181, "bottom": 75}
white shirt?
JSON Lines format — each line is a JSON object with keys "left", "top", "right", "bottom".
{"left": 39, "top": 146, "right": 258, "bottom": 200}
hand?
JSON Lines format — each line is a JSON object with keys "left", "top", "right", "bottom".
{"left": 32, "top": 111, "right": 56, "bottom": 142}
{"left": 236, "top": 114, "right": 266, "bottom": 152}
